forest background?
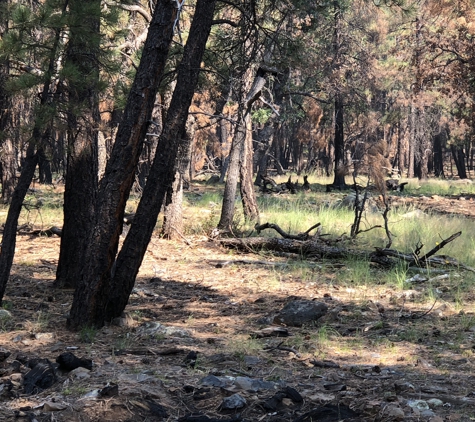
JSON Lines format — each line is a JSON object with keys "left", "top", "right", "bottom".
{"left": 0, "top": 0, "right": 475, "bottom": 328}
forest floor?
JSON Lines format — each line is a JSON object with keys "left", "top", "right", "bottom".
{"left": 1, "top": 186, "right": 475, "bottom": 421}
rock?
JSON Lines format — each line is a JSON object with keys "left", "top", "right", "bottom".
{"left": 274, "top": 300, "right": 328, "bottom": 327}
{"left": 99, "top": 382, "right": 119, "bottom": 397}
{"left": 35, "top": 332, "right": 54, "bottom": 341}
{"left": 220, "top": 393, "right": 246, "bottom": 410}
{"left": 43, "top": 401, "right": 67, "bottom": 411}
{"left": 427, "top": 398, "right": 444, "bottom": 408}
{"left": 137, "top": 322, "right": 191, "bottom": 338}
{"left": 386, "top": 405, "right": 405, "bottom": 420}
{"left": 407, "top": 399, "right": 429, "bottom": 411}
{"left": 0, "top": 309, "right": 12, "bottom": 319}
{"left": 0, "top": 347, "right": 11, "bottom": 362}
{"left": 69, "top": 367, "right": 91, "bottom": 380}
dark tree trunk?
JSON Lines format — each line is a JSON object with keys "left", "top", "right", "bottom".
{"left": 451, "top": 144, "right": 468, "bottom": 179}
{"left": 66, "top": 0, "right": 178, "bottom": 328}
{"left": 134, "top": 100, "right": 163, "bottom": 191}
{"left": 55, "top": 0, "right": 100, "bottom": 288}
{"left": 332, "top": 94, "right": 346, "bottom": 188}
{"left": 254, "top": 124, "right": 275, "bottom": 186}
{"left": 433, "top": 131, "right": 445, "bottom": 178}
{"left": 0, "top": 7, "right": 15, "bottom": 203}
{"left": 0, "top": 144, "right": 38, "bottom": 303}
{"left": 38, "top": 148, "right": 53, "bottom": 184}
{"left": 68, "top": 0, "right": 216, "bottom": 328}
{"left": 104, "top": 0, "right": 217, "bottom": 322}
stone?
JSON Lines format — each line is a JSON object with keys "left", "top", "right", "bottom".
{"left": 220, "top": 393, "right": 246, "bottom": 410}
{"left": 274, "top": 300, "right": 328, "bottom": 327}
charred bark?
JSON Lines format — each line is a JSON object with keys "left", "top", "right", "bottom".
{"left": 55, "top": 0, "right": 100, "bottom": 288}
{"left": 451, "top": 144, "right": 467, "bottom": 179}
{"left": 68, "top": 0, "right": 216, "bottom": 328}
{"left": 67, "top": 0, "right": 178, "bottom": 328}
{"left": 105, "top": 0, "right": 217, "bottom": 322}
{"left": 0, "top": 3, "right": 16, "bottom": 203}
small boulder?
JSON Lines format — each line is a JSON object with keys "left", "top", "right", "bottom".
{"left": 274, "top": 300, "right": 328, "bottom": 327}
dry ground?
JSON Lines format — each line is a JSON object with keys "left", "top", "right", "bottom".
{"left": 1, "top": 190, "right": 475, "bottom": 421}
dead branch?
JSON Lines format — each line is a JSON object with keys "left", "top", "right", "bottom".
{"left": 416, "top": 231, "right": 461, "bottom": 265}
{"left": 255, "top": 222, "right": 321, "bottom": 240}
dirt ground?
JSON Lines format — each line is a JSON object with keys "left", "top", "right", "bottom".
{"left": 1, "top": 191, "right": 475, "bottom": 421}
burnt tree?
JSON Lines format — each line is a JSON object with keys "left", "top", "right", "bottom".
{"left": 66, "top": 0, "right": 178, "bottom": 328}
{"left": 55, "top": 0, "right": 100, "bottom": 288}
{"left": 67, "top": 0, "right": 217, "bottom": 328}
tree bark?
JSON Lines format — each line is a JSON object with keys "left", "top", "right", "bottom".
{"left": 218, "top": 68, "right": 267, "bottom": 228}
{"left": 55, "top": 0, "right": 100, "bottom": 288}
{"left": 433, "top": 131, "right": 445, "bottom": 178}
{"left": 161, "top": 114, "right": 194, "bottom": 239}
{"left": 239, "top": 110, "right": 259, "bottom": 220}
{"left": 68, "top": 0, "right": 216, "bottom": 328}
{"left": 332, "top": 94, "right": 346, "bottom": 188}
{"left": 105, "top": 0, "right": 217, "bottom": 322}
{"left": 66, "top": 0, "right": 178, "bottom": 329}
{"left": 451, "top": 144, "right": 468, "bottom": 179}
{"left": 0, "top": 1, "right": 15, "bottom": 203}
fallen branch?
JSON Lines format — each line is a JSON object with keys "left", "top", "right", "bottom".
{"left": 255, "top": 222, "right": 321, "bottom": 240}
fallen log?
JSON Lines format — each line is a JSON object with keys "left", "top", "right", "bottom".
{"left": 217, "top": 225, "right": 468, "bottom": 270}
{"left": 217, "top": 237, "right": 368, "bottom": 260}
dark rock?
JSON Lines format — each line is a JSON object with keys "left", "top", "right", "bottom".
{"left": 184, "top": 351, "right": 198, "bottom": 368}
{"left": 0, "top": 347, "right": 11, "bottom": 362}
{"left": 273, "top": 300, "right": 328, "bottom": 327}
{"left": 100, "top": 382, "right": 118, "bottom": 397}
{"left": 56, "top": 352, "right": 93, "bottom": 371}
{"left": 284, "top": 386, "right": 303, "bottom": 403}
{"left": 219, "top": 393, "right": 246, "bottom": 410}
{"left": 263, "top": 392, "right": 287, "bottom": 411}
{"left": 23, "top": 361, "right": 57, "bottom": 395}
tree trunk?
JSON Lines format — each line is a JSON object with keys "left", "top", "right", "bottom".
{"left": 239, "top": 111, "right": 259, "bottom": 220}
{"left": 332, "top": 94, "right": 346, "bottom": 188}
{"left": 38, "top": 148, "right": 53, "bottom": 184}
{"left": 0, "top": 5, "right": 15, "bottom": 203}
{"left": 161, "top": 115, "right": 194, "bottom": 239}
{"left": 55, "top": 0, "right": 100, "bottom": 288}
{"left": 218, "top": 110, "right": 243, "bottom": 229}
{"left": 433, "top": 131, "right": 445, "bottom": 178}
{"left": 219, "top": 67, "right": 267, "bottom": 228}
{"left": 451, "top": 144, "right": 467, "bottom": 179}
{"left": 104, "top": 0, "right": 217, "bottom": 323}
{"left": 0, "top": 144, "right": 38, "bottom": 303}
{"left": 66, "top": 0, "right": 178, "bottom": 328}
{"left": 68, "top": 0, "right": 216, "bottom": 328}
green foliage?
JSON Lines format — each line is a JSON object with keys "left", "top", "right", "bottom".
{"left": 252, "top": 107, "right": 272, "bottom": 124}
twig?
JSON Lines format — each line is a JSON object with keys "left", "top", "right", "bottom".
{"left": 264, "top": 341, "right": 302, "bottom": 358}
